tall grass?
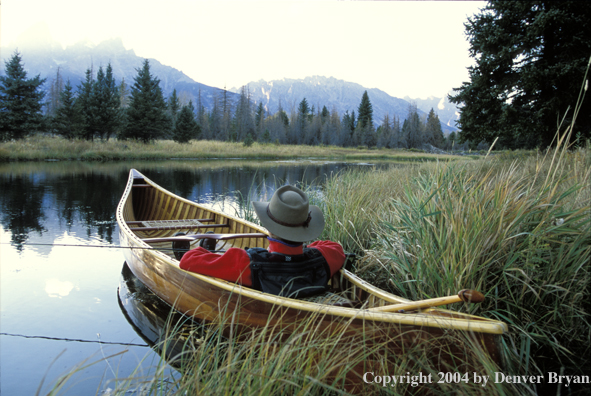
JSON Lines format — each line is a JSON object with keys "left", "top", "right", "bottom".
{"left": 353, "top": 142, "right": 590, "bottom": 381}
{"left": 46, "top": 296, "right": 524, "bottom": 396}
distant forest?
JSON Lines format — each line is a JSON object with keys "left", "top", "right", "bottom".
{"left": 1, "top": 52, "right": 471, "bottom": 151}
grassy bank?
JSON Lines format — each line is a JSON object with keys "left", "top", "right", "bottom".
{"left": 0, "top": 135, "right": 461, "bottom": 162}
{"left": 320, "top": 142, "right": 590, "bottom": 393}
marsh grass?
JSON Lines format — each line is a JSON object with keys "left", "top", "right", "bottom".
{"left": 0, "top": 135, "right": 459, "bottom": 162}
{"left": 47, "top": 295, "right": 523, "bottom": 396}
{"left": 358, "top": 143, "right": 590, "bottom": 383}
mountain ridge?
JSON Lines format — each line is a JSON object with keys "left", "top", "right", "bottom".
{"left": 2, "top": 25, "right": 458, "bottom": 132}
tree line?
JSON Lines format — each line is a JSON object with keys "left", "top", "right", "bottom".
{"left": 1, "top": 50, "right": 459, "bottom": 150}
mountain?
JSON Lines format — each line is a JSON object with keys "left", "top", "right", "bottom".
{"left": 233, "top": 76, "right": 457, "bottom": 133}
{"left": 2, "top": 23, "right": 459, "bottom": 133}
{"left": 0, "top": 23, "right": 235, "bottom": 109}
{"left": 404, "top": 94, "right": 460, "bottom": 130}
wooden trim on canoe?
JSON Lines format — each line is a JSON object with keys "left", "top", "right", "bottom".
{"left": 132, "top": 184, "right": 152, "bottom": 188}
{"left": 126, "top": 219, "right": 215, "bottom": 225}
{"left": 129, "top": 223, "right": 229, "bottom": 232}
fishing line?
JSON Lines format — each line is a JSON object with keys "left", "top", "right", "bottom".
{"left": 1, "top": 242, "right": 179, "bottom": 251}
{"left": 0, "top": 332, "right": 148, "bottom": 347}
{"left": 0, "top": 242, "right": 226, "bottom": 253}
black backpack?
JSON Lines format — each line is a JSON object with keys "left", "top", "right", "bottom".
{"left": 247, "top": 247, "right": 331, "bottom": 298}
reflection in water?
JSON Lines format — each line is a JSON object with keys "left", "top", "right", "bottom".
{"left": 44, "top": 278, "right": 76, "bottom": 298}
{"left": 0, "top": 159, "right": 391, "bottom": 253}
{"left": 118, "top": 263, "right": 206, "bottom": 367}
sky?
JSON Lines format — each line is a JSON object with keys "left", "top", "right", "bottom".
{"left": 1, "top": 0, "right": 485, "bottom": 99}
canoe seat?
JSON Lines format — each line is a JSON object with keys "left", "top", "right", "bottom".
{"left": 300, "top": 291, "right": 359, "bottom": 308}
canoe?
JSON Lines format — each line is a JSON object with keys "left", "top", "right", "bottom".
{"left": 116, "top": 169, "right": 508, "bottom": 378}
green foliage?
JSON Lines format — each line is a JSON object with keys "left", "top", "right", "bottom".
{"left": 0, "top": 50, "right": 46, "bottom": 141}
{"left": 120, "top": 60, "right": 171, "bottom": 143}
{"left": 425, "top": 108, "right": 444, "bottom": 148}
{"left": 93, "top": 64, "right": 121, "bottom": 141}
{"left": 173, "top": 103, "right": 199, "bottom": 143}
{"left": 168, "top": 88, "right": 180, "bottom": 127}
{"left": 52, "top": 80, "right": 81, "bottom": 139}
{"left": 450, "top": 1, "right": 591, "bottom": 149}
{"left": 243, "top": 132, "right": 254, "bottom": 147}
{"left": 357, "top": 90, "right": 373, "bottom": 129}
{"left": 372, "top": 149, "right": 590, "bottom": 378}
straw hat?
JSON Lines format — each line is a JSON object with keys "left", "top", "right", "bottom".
{"left": 252, "top": 185, "right": 325, "bottom": 242}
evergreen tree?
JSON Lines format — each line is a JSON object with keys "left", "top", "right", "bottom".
{"left": 121, "top": 60, "right": 170, "bottom": 142}
{"left": 449, "top": 1, "right": 591, "bottom": 148}
{"left": 93, "top": 63, "right": 120, "bottom": 140}
{"left": 168, "top": 89, "right": 181, "bottom": 128}
{"left": 76, "top": 68, "right": 97, "bottom": 140}
{"left": 321, "top": 105, "right": 330, "bottom": 122}
{"left": 53, "top": 80, "right": 81, "bottom": 140}
{"left": 357, "top": 90, "right": 373, "bottom": 129}
{"left": 233, "top": 86, "right": 255, "bottom": 142}
{"left": 0, "top": 50, "right": 46, "bottom": 141}
{"left": 425, "top": 108, "right": 444, "bottom": 148}
{"left": 173, "top": 102, "right": 199, "bottom": 143}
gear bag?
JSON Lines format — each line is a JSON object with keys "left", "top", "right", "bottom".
{"left": 247, "top": 247, "right": 331, "bottom": 298}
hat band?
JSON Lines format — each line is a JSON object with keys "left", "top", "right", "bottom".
{"left": 266, "top": 205, "right": 312, "bottom": 228}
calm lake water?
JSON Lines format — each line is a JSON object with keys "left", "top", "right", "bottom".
{"left": 0, "top": 159, "right": 390, "bottom": 395}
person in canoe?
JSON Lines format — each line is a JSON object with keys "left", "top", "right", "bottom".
{"left": 179, "top": 185, "right": 346, "bottom": 298}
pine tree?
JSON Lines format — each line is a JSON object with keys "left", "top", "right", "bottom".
{"left": 77, "top": 68, "right": 97, "bottom": 140}
{"left": 0, "top": 50, "right": 46, "bottom": 141}
{"left": 53, "top": 80, "right": 81, "bottom": 140}
{"left": 173, "top": 102, "right": 199, "bottom": 143}
{"left": 449, "top": 1, "right": 591, "bottom": 148}
{"left": 121, "top": 60, "right": 171, "bottom": 142}
{"left": 168, "top": 89, "right": 180, "bottom": 128}
{"left": 357, "top": 90, "right": 373, "bottom": 129}
{"left": 425, "top": 108, "right": 444, "bottom": 148}
{"left": 93, "top": 63, "right": 120, "bottom": 140}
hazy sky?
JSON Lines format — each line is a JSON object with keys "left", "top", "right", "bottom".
{"left": 1, "top": 0, "right": 485, "bottom": 99}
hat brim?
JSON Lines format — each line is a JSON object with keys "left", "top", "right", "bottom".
{"left": 252, "top": 201, "right": 325, "bottom": 242}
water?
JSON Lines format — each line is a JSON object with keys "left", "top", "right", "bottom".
{"left": 0, "top": 159, "right": 389, "bottom": 395}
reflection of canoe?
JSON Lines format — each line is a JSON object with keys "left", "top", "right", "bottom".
{"left": 118, "top": 263, "right": 203, "bottom": 366}
{"left": 116, "top": 169, "right": 508, "bottom": 370}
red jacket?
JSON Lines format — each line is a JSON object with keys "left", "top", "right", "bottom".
{"left": 179, "top": 238, "right": 345, "bottom": 287}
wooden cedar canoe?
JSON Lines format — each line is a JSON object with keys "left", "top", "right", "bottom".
{"left": 116, "top": 169, "right": 508, "bottom": 373}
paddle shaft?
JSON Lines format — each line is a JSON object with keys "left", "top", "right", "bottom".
{"left": 141, "top": 233, "right": 268, "bottom": 244}
{"left": 368, "top": 289, "right": 485, "bottom": 313}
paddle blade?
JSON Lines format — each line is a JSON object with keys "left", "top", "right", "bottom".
{"left": 458, "top": 289, "right": 485, "bottom": 303}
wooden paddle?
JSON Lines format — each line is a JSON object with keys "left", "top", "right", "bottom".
{"left": 141, "top": 233, "right": 268, "bottom": 244}
{"left": 368, "top": 289, "right": 485, "bottom": 313}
